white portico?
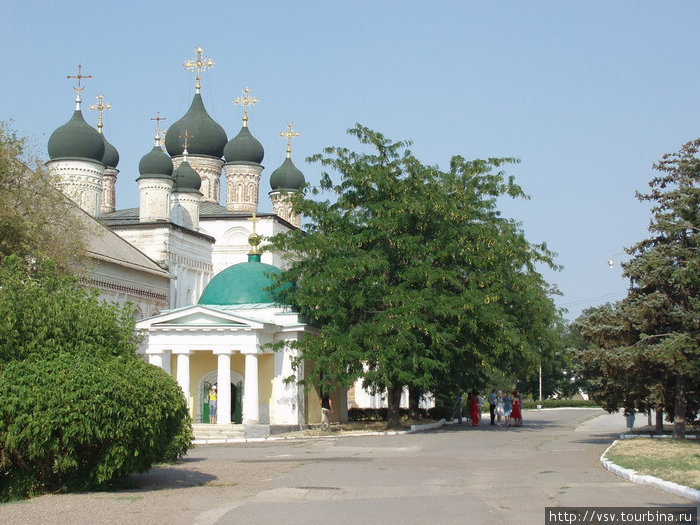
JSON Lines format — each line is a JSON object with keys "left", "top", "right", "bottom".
{"left": 135, "top": 253, "right": 316, "bottom": 428}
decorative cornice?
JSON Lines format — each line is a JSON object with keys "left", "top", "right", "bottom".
{"left": 82, "top": 276, "right": 168, "bottom": 303}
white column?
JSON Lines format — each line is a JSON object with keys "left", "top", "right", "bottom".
{"left": 243, "top": 352, "right": 259, "bottom": 424}
{"left": 148, "top": 353, "right": 163, "bottom": 369}
{"left": 176, "top": 351, "right": 192, "bottom": 411}
{"left": 216, "top": 351, "right": 232, "bottom": 425}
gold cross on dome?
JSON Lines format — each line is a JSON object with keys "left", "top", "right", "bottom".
{"left": 247, "top": 212, "right": 260, "bottom": 235}
{"left": 67, "top": 64, "right": 92, "bottom": 94}
{"left": 234, "top": 87, "right": 259, "bottom": 127}
{"left": 184, "top": 46, "right": 214, "bottom": 91}
{"left": 247, "top": 212, "right": 262, "bottom": 253}
{"left": 89, "top": 93, "right": 112, "bottom": 134}
{"left": 179, "top": 129, "right": 194, "bottom": 152}
{"left": 280, "top": 122, "right": 300, "bottom": 158}
{"left": 150, "top": 110, "right": 167, "bottom": 136}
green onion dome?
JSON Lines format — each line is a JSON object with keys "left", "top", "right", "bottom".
{"left": 137, "top": 137, "right": 173, "bottom": 180}
{"left": 172, "top": 158, "right": 201, "bottom": 193}
{"left": 270, "top": 157, "right": 305, "bottom": 191}
{"left": 198, "top": 254, "right": 289, "bottom": 305}
{"left": 224, "top": 126, "right": 264, "bottom": 165}
{"left": 101, "top": 135, "right": 120, "bottom": 169}
{"left": 48, "top": 109, "right": 105, "bottom": 162}
{"left": 164, "top": 93, "right": 227, "bottom": 158}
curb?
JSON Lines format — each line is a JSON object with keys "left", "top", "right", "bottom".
{"left": 193, "top": 420, "right": 445, "bottom": 445}
{"left": 600, "top": 440, "right": 700, "bottom": 502}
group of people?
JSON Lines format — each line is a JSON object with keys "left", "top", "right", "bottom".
{"left": 450, "top": 389, "right": 523, "bottom": 428}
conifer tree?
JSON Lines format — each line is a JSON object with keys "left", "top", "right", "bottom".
{"left": 575, "top": 139, "right": 700, "bottom": 439}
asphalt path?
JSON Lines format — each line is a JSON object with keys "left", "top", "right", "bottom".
{"left": 0, "top": 409, "right": 694, "bottom": 525}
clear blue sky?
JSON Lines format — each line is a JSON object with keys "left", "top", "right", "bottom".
{"left": 2, "top": 0, "right": 699, "bottom": 321}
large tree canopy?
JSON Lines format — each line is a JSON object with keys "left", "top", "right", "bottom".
{"left": 575, "top": 138, "right": 700, "bottom": 439}
{"left": 267, "top": 125, "right": 559, "bottom": 427}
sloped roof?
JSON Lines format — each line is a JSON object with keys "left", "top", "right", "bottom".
{"left": 70, "top": 202, "right": 171, "bottom": 279}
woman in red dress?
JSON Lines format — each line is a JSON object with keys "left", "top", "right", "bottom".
{"left": 470, "top": 391, "right": 480, "bottom": 426}
{"left": 511, "top": 390, "right": 522, "bottom": 426}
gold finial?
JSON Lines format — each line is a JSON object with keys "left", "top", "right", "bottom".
{"left": 89, "top": 93, "right": 112, "bottom": 134}
{"left": 67, "top": 64, "right": 92, "bottom": 94}
{"left": 150, "top": 110, "right": 167, "bottom": 137}
{"left": 179, "top": 129, "right": 193, "bottom": 154}
{"left": 234, "top": 87, "right": 259, "bottom": 127}
{"left": 247, "top": 212, "right": 262, "bottom": 254}
{"left": 184, "top": 46, "right": 214, "bottom": 92}
{"left": 280, "top": 122, "right": 300, "bottom": 158}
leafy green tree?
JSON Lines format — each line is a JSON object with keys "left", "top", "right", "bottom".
{"left": 267, "top": 125, "right": 559, "bottom": 428}
{"left": 574, "top": 138, "right": 699, "bottom": 439}
{"left": 517, "top": 319, "right": 592, "bottom": 400}
{"left": 0, "top": 121, "right": 87, "bottom": 270}
{"left": 0, "top": 255, "right": 192, "bottom": 500}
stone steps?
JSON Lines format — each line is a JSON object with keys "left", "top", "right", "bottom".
{"left": 192, "top": 423, "right": 246, "bottom": 441}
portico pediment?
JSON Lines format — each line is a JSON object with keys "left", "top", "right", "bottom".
{"left": 136, "top": 304, "right": 268, "bottom": 331}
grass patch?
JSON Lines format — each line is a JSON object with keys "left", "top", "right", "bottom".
{"left": 605, "top": 438, "right": 700, "bottom": 489}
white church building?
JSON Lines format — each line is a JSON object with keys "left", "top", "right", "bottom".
{"left": 45, "top": 49, "right": 423, "bottom": 433}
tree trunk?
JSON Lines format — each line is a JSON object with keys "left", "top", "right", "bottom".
{"left": 408, "top": 386, "right": 421, "bottom": 420}
{"left": 386, "top": 383, "right": 403, "bottom": 430}
{"left": 655, "top": 407, "right": 664, "bottom": 434}
{"left": 672, "top": 375, "right": 686, "bottom": 440}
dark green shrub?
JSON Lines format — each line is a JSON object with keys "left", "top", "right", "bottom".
{"left": 0, "top": 256, "right": 192, "bottom": 501}
{"left": 0, "top": 353, "right": 192, "bottom": 500}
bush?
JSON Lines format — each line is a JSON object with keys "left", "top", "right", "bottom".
{"left": 0, "top": 353, "right": 192, "bottom": 500}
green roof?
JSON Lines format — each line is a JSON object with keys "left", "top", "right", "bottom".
{"left": 48, "top": 110, "right": 105, "bottom": 162}
{"left": 164, "top": 93, "right": 227, "bottom": 158}
{"left": 198, "top": 257, "right": 288, "bottom": 305}
{"left": 224, "top": 126, "right": 264, "bottom": 165}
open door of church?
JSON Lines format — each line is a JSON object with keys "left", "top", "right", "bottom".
{"left": 233, "top": 381, "right": 242, "bottom": 424}
{"left": 201, "top": 380, "right": 212, "bottom": 423}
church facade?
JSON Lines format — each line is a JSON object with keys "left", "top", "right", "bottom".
{"left": 45, "top": 50, "right": 346, "bottom": 431}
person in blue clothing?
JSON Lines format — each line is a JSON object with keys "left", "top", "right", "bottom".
{"left": 503, "top": 392, "right": 513, "bottom": 428}
{"left": 488, "top": 389, "right": 497, "bottom": 425}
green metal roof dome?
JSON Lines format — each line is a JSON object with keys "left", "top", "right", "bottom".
{"left": 224, "top": 126, "right": 264, "bottom": 165}
{"left": 198, "top": 254, "right": 288, "bottom": 305}
{"left": 137, "top": 138, "right": 173, "bottom": 180}
{"left": 48, "top": 109, "right": 105, "bottom": 162}
{"left": 101, "top": 135, "right": 120, "bottom": 169}
{"left": 172, "top": 158, "right": 201, "bottom": 193}
{"left": 270, "top": 157, "right": 305, "bottom": 191}
{"left": 164, "top": 93, "right": 227, "bottom": 158}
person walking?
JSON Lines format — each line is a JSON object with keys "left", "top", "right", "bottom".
{"left": 320, "top": 393, "right": 333, "bottom": 431}
{"left": 488, "top": 389, "right": 497, "bottom": 425}
{"left": 450, "top": 393, "right": 464, "bottom": 423}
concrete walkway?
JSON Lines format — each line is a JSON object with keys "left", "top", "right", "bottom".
{"left": 0, "top": 409, "right": 694, "bottom": 525}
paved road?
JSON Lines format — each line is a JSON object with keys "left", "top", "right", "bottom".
{"left": 0, "top": 409, "right": 693, "bottom": 525}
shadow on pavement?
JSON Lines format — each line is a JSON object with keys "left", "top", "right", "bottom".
{"left": 121, "top": 466, "right": 218, "bottom": 491}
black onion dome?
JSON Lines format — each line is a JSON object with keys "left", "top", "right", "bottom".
{"left": 224, "top": 126, "right": 264, "bottom": 165}
{"left": 270, "top": 157, "right": 305, "bottom": 190}
{"left": 172, "top": 159, "right": 201, "bottom": 193}
{"left": 138, "top": 143, "right": 173, "bottom": 180}
{"left": 101, "top": 135, "right": 120, "bottom": 169}
{"left": 164, "top": 93, "right": 227, "bottom": 158}
{"left": 48, "top": 110, "right": 105, "bottom": 162}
